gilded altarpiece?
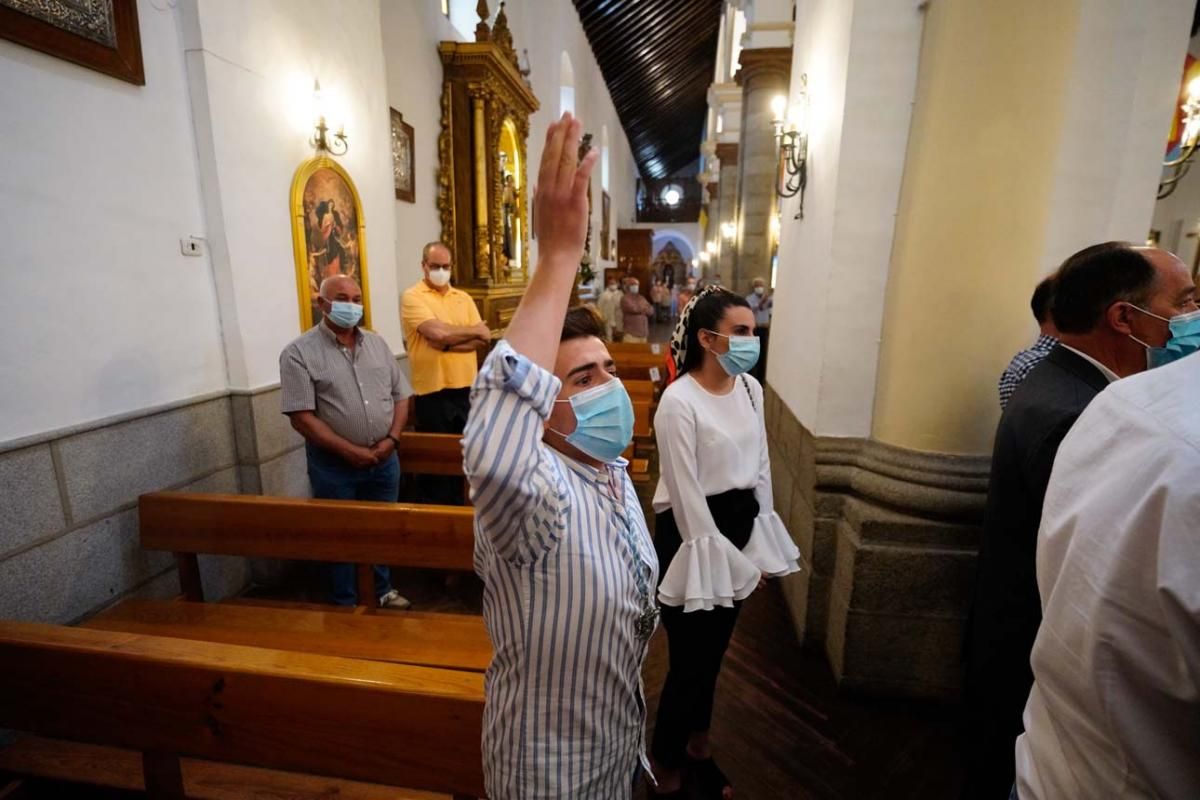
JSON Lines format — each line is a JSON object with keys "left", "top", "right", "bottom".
{"left": 437, "top": 7, "right": 538, "bottom": 332}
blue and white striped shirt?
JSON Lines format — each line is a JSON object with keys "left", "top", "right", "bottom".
{"left": 463, "top": 341, "right": 659, "bottom": 800}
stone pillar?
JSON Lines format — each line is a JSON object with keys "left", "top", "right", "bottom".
{"left": 714, "top": 142, "right": 740, "bottom": 278}
{"left": 734, "top": 47, "right": 790, "bottom": 296}
{"left": 705, "top": 180, "right": 719, "bottom": 277}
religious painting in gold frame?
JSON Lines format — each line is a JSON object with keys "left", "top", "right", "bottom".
{"left": 289, "top": 156, "right": 372, "bottom": 331}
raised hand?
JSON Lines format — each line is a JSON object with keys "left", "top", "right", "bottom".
{"left": 534, "top": 113, "right": 599, "bottom": 275}
{"left": 504, "top": 113, "right": 600, "bottom": 370}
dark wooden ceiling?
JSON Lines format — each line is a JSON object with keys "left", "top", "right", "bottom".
{"left": 573, "top": 0, "right": 723, "bottom": 179}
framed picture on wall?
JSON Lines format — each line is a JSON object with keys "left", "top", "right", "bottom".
{"left": 391, "top": 108, "right": 415, "bottom": 203}
{"left": 290, "top": 156, "right": 372, "bottom": 331}
{"left": 600, "top": 191, "right": 612, "bottom": 259}
{"left": 0, "top": 0, "right": 144, "bottom": 84}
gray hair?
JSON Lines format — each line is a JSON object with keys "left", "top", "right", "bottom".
{"left": 318, "top": 274, "right": 360, "bottom": 299}
{"left": 422, "top": 241, "right": 451, "bottom": 262}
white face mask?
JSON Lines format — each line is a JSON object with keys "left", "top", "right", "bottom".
{"left": 427, "top": 267, "right": 451, "bottom": 287}
{"left": 628, "top": 285, "right": 639, "bottom": 293}
{"left": 754, "top": 286, "right": 765, "bottom": 296}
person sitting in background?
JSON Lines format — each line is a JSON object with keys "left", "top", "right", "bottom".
{"left": 621, "top": 278, "right": 656, "bottom": 343}
{"left": 651, "top": 277, "right": 671, "bottom": 323}
{"left": 598, "top": 276, "right": 624, "bottom": 341}
{"left": 746, "top": 277, "right": 773, "bottom": 383}
{"left": 280, "top": 275, "right": 413, "bottom": 609}
{"left": 677, "top": 277, "right": 697, "bottom": 314}
{"left": 998, "top": 276, "right": 1059, "bottom": 410}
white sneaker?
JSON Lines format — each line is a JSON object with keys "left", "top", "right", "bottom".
{"left": 377, "top": 589, "right": 411, "bottom": 610}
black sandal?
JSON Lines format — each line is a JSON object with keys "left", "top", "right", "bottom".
{"left": 687, "top": 755, "right": 733, "bottom": 800}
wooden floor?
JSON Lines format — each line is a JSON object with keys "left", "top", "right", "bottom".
{"left": 636, "top": 582, "right": 963, "bottom": 800}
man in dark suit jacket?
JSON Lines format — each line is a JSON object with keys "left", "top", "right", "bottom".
{"left": 962, "top": 242, "right": 1199, "bottom": 799}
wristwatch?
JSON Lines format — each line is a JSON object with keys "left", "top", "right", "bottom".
{"left": 386, "top": 434, "right": 401, "bottom": 448}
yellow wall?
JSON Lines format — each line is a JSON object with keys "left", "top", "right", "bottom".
{"left": 870, "top": 0, "right": 1080, "bottom": 454}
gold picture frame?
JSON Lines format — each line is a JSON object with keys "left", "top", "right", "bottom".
{"left": 290, "top": 156, "right": 372, "bottom": 331}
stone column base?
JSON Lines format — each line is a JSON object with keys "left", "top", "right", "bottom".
{"left": 764, "top": 385, "right": 987, "bottom": 699}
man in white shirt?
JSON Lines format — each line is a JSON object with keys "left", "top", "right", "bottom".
{"left": 1014, "top": 352, "right": 1200, "bottom": 800}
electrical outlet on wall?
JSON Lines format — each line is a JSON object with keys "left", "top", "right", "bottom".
{"left": 180, "top": 236, "right": 206, "bottom": 257}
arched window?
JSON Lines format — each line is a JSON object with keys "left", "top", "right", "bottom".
{"left": 559, "top": 52, "right": 575, "bottom": 116}
{"left": 601, "top": 125, "right": 610, "bottom": 191}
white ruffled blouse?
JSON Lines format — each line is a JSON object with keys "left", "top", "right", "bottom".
{"left": 652, "top": 373, "right": 801, "bottom": 612}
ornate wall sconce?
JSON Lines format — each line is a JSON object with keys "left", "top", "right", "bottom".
{"left": 310, "top": 79, "right": 348, "bottom": 156}
{"left": 772, "top": 74, "right": 808, "bottom": 218}
{"left": 1159, "top": 77, "right": 1200, "bottom": 199}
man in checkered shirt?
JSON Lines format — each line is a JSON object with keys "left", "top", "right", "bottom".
{"left": 998, "top": 277, "right": 1059, "bottom": 409}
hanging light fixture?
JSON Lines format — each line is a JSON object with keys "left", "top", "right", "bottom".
{"left": 1159, "top": 77, "right": 1200, "bottom": 199}
{"left": 310, "top": 79, "right": 349, "bottom": 156}
{"left": 772, "top": 75, "right": 809, "bottom": 218}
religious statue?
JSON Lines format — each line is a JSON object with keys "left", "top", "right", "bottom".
{"left": 501, "top": 173, "right": 517, "bottom": 263}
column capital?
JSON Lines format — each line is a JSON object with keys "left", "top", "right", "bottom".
{"left": 735, "top": 46, "right": 792, "bottom": 88}
{"left": 715, "top": 142, "right": 739, "bottom": 166}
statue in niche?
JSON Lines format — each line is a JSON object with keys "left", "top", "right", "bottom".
{"left": 579, "top": 133, "right": 594, "bottom": 257}
{"left": 501, "top": 172, "right": 517, "bottom": 263}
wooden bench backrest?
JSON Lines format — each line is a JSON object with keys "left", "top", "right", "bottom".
{"left": 0, "top": 621, "right": 486, "bottom": 798}
{"left": 140, "top": 492, "right": 475, "bottom": 571}
{"left": 607, "top": 342, "right": 668, "bottom": 358}
{"left": 624, "top": 379, "right": 656, "bottom": 403}
{"left": 396, "top": 432, "right": 464, "bottom": 476}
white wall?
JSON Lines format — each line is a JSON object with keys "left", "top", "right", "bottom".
{"left": 380, "top": 1, "right": 463, "bottom": 294}
{"left": 767, "top": 0, "right": 924, "bottom": 437}
{"left": 0, "top": 0, "right": 227, "bottom": 443}
{"left": 182, "top": 0, "right": 401, "bottom": 389}
{"left": 0, "top": 0, "right": 645, "bottom": 444}
{"left": 1043, "top": 0, "right": 1194, "bottom": 277}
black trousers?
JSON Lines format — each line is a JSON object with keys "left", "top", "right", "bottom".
{"left": 651, "top": 489, "right": 759, "bottom": 769}
{"left": 413, "top": 387, "right": 471, "bottom": 505}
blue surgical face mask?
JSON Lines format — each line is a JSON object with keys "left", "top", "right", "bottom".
{"left": 706, "top": 331, "right": 761, "bottom": 376}
{"left": 1128, "top": 305, "right": 1200, "bottom": 369}
{"left": 550, "top": 377, "right": 634, "bottom": 463}
{"left": 326, "top": 300, "right": 363, "bottom": 328}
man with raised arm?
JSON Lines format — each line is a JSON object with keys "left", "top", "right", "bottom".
{"left": 463, "top": 114, "right": 659, "bottom": 799}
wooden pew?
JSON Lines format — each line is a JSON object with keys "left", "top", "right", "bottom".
{"left": 139, "top": 491, "right": 475, "bottom": 610}
{"left": 0, "top": 736, "right": 446, "bottom": 799}
{"left": 396, "top": 431, "right": 470, "bottom": 503}
{"left": 607, "top": 341, "right": 668, "bottom": 358}
{"left": 396, "top": 431, "right": 463, "bottom": 476}
{"left": 0, "top": 622, "right": 485, "bottom": 799}
{"left": 81, "top": 599, "right": 491, "bottom": 673}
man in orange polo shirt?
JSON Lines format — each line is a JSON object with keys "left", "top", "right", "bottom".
{"left": 400, "top": 241, "right": 491, "bottom": 503}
